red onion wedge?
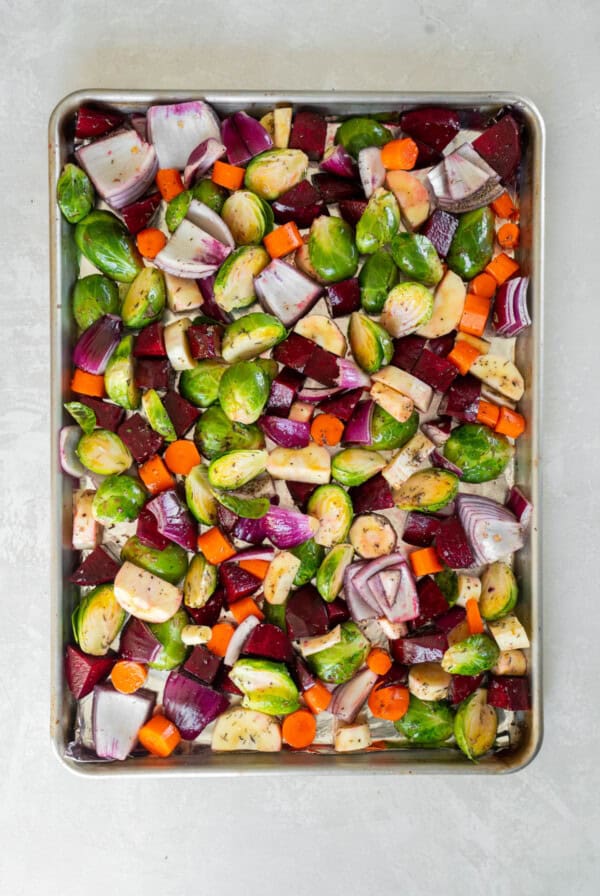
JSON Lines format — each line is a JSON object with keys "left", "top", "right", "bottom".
{"left": 421, "top": 417, "right": 453, "bottom": 447}
{"left": 506, "top": 486, "right": 533, "bottom": 529}
{"left": 344, "top": 562, "right": 378, "bottom": 622}
{"left": 431, "top": 449, "right": 463, "bottom": 477}
{"left": 76, "top": 129, "right": 158, "bottom": 209}
{"left": 336, "top": 357, "right": 371, "bottom": 391}
{"left": 234, "top": 545, "right": 276, "bottom": 562}
{"left": 119, "top": 617, "right": 163, "bottom": 664}
{"left": 265, "top": 506, "right": 318, "bottom": 549}
{"left": 259, "top": 415, "right": 311, "bottom": 448}
{"left": 428, "top": 143, "right": 503, "bottom": 213}
{"left": 344, "top": 399, "right": 374, "bottom": 445}
{"left": 222, "top": 111, "right": 273, "bottom": 165}
{"left": 224, "top": 615, "right": 260, "bottom": 668}
{"left": 352, "top": 554, "right": 419, "bottom": 624}
{"left": 92, "top": 683, "right": 156, "bottom": 760}
{"left": 358, "top": 146, "right": 386, "bottom": 198}
{"left": 183, "top": 138, "right": 227, "bottom": 188}
{"left": 255, "top": 259, "right": 323, "bottom": 327}
{"left": 129, "top": 113, "right": 147, "bottom": 141}
{"left": 73, "top": 314, "right": 122, "bottom": 375}
{"left": 493, "top": 276, "right": 531, "bottom": 337}
{"left": 456, "top": 493, "right": 524, "bottom": 565}
{"left": 154, "top": 219, "right": 231, "bottom": 279}
{"left": 330, "top": 668, "right": 378, "bottom": 723}
{"left": 163, "top": 672, "right": 228, "bottom": 741}
{"left": 147, "top": 489, "right": 198, "bottom": 551}
{"left": 147, "top": 100, "right": 221, "bottom": 170}
{"left": 319, "top": 144, "right": 357, "bottom": 179}
{"left": 60, "top": 426, "right": 86, "bottom": 478}
{"left": 185, "top": 198, "right": 235, "bottom": 248}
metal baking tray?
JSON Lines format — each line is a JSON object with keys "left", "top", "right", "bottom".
{"left": 49, "top": 91, "right": 544, "bottom": 776}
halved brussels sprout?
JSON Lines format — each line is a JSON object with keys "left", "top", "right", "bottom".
{"left": 255, "top": 358, "right": 278, "bottom": 383}
{"left": 454, "top": 688, "right": 498, "bottom": 760}
{"left": 447, "top": 207, "right": 495, "bottom": 280}
{"left": 307, "top": 484, "right": 354, "bottom": 547}
{"left": 290, "top": 538, "right": 326, "bottom": 587}
{"left": 213, "top": 245, "right": 270, "bottom": 312}
{"left": 442, "top": 634, "right": 500, "bottom": 675}
{"left": 185, "top": 464, "right": 218, "bottom": 525}
{"left": 165, "top": 189, "right": 192, "bottom": 232}
{"left": 381, "top": 282, "right": 435, "bottom": 338}
{"left": 183, "top": 554, "right": 218, "bottom": 609}
{"left": 92, "top": 474, "right": 147, "bottom": 524}
{"left": 75, "top": 210, "right": 143, "bottom": 283}
{"left": 348, "top": 311, "right": 393, "bottom": 374}
{"left": 57, "top": 163, "right": 95, "bottom": 224}
{"left": 263, "top": 600, "right": 287, "bottom": 631}
{"left": 194, "top": 405, "right": 265, "bottom": 460}
{"left": 104, "top": 334, "right": 140, "bottom": 411}
{"left": 335, "top": 117, "right": 392, "bottom": 158}
{"left": 359, "top": 248, "right": 398, "bottom": 314}
{"left": 121, "top": 267, "right": 166, "bottom": 328}
{"left": 142, "top": 389, "right": 177, "bottom": 442}
{"left": 207, "top": 449, "right": 267, "bottom": 491}
{"left": 368, "top": 405, "right": 419, "bottom": 452}
{"left": 72, "top": 274, "right": 120, "bottom": 331}
{"left": 76, "top": 429, "right": 132, "bottom": 475}
{"left": 356, "top": 188, "right": 400, "bottom": 255}
{"left": 218, "top": 360, "right": 270, "bottom": 424}
{"left": 230, "top": 658, "right": 300, "bottom": 715}
{"left": 394, "top": 468, "right": 459, "bottom": 512}
{"left": 64, "top": 401, "right": 96, "bottom": 434}
{"left": 244, "top": 149, "right": 308, "bottom": 200}
{"left": 179, "top": 360, "right": 228, "bottom": 408}
{"left": 316, "top": 543, "right": 354, "bottom": 602}
{"left": 121, "top": 535, "right": 188, "bottom": 585}
{"left": 479, "top": 562, "right": 518, "bottom": 621}
{"left": 390, "top": 233, "right": 444, "bottom": 287}
{"left": 72, "top": 584, "right": 125, "bottom": 656}
{"left": 192, "top": 179, "right": 228, "bottom": 214}
{"left": 221, "top": 312, "right": 286, "bottom": 363}
{"left": 147, "top": 608, "right": 189, "bottom": 671}
{"left": 308, "top": 216, "right": 359, "bottom": 284}
{"left": 221, "top": 190, "right": 273, "bottom": 245}
{"left": 435, "top": 567, "right": 459, "bottom": 606}
{"left": 331, "top": 448, "right": 386, "bottom": 487}
{"left": 305, "top": 621, "right": 369, "bottom": 684}
{"left": 444, "top": 424, "right": 514, "bottom": 484}
{"left": 394, "top": 695, "right": 454, "bottom": 744}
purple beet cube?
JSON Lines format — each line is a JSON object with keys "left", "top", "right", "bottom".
{"left": 392, "top": 336, "right": 426, "bottom": 372}
{"left": 325, "top": 278, "right": 361, "bottom": 317}
{"left": 187, "top": 323, "right": 223, "bottom": 360}
{"left": 266, "top": 367, "right": 304, "bottom": 416}
{"left": 183, "top": 645, "right": 221, "bottom": 685}
{"left": 412, "top": 349, "right": 458, "bottom": 392}
{"left": 303, "top": 345, "right": 340, "bottom": 387}
{"left": 72, "top": 394, "right": 124, "bottom": 431}
{"left": 134, "top": 358, "right": 173, "bottom": 391}
{"left": 118, "top": 413, "right": 164, "bottom": 464}
{"left": 161, "top": 391, "right": 200, "bottom": 437}
{"left": 289, "top": 110, "right": 327, "bottom": 160}
{"left": 421, "top": 210, "right": 459, "bottom": 258}
{"left": 69, "top": 546, "right": 121, "bottom": 586}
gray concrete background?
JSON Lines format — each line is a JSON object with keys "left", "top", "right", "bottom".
{"left": 1, "top": 1, "right": 598, "bottom": 893}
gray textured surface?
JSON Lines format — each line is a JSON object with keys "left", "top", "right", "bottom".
{"left": 1, "top": 1, "right": 599, "bottom": 893}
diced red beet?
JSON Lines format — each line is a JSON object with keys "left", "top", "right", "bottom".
{"left": 390, "top": 633, "right": 448, "bottom": 664}
{"left": 291, "top": 655, "right": 317, "bottom": 691}
{"left": 285, "top": 480, "right": 318, "bottom": 511}
{"left": 412, "top": 349, "right": 457, "bottom": 392}
{"left": 431, "top": 450, "right": 463, "bottom": 478}
{"left": 412, "top": 139, "right": 442, "bottom": 168}
{"left": 74, "top": 105, "right": 124, "bottom": 139}
{"left": 421, "top": 210, "right": 459, "bottom": 258}
{"left": 133, "top": 322, "right": 166, "bottom": 358}
{"left": 392, "top": 335, "right": 426, "bottom": 371}
{"left": 183, "top": 644, "right": 222, "bottom": 685}
{"left": 119, "top": 617, "right": 163, "bottom": 664}
{"left": 303, "top": 344, "right": 340, "bottom": 387}
{"left": 220, "top": 563, "right": 262, "bottom": 604}
{"left": 266, "top": 367, "right": 304, "bottom": 416}
{"left": 187, "top": 322, "right": 223, "bottom": 360}
{"left": 377, "top": 662, "right": 409, "bottom": 687}
{"left": 325, "top": 278, "right": 361, "bottom": 318}
{"left": 426, "top": 333, "right": 456, "bottom": 358}
{"left": 326, "top": 597, "right": 351, "bottom": 627}
{"left": 136, "top": 506, "right": 171, "bottom": 550}
{"left": 412, "top": 577, "right": 449, "bottom": 627}
{"left": 285, "top": 585, "right": 330, "bottom": 640}
{"left": 472, "top": 114, "right": 521, "bottom": 181}
{"left": 118, "top": 413, "right": 164, "bottom": 464}
{"left": 349, "top": 473, "right": 394, "bottom": 514}
{"left": 435, "top": 516, "right": 475, "bottom": 569}
{"left": 197, "top": 275, "right": 231, "bottom": 324}
{"left": 186, "top": 588, "right": 225, "bottom": 626}
{"left": 317, "top": 388, "right": 362, "bottom": 422}
{"left": 400, "top": 107, "right": 460, "bottom": 153}
{"left": 487, "top": 675, "right": 531, "bottom": 711}
{"left": 438, "top": 375, "right": 481, "bottom": 422}
{"left": 403, "top": 512, "right": 441, "bottom": 547}
{"left": 272, "top": 180, "right": 326, "bottom": 229}
{"left": 134, "top": 358, "right": 173, "bottom": 391}
{"left": 242, "top": 623, "right": 294, "bottom": 663}
{"left": 449, "top": 674, "right": 484, "bottom": 705}
{"left": 214, "top": 665, "right": 243, "bottom": 696}
{"left": 338, "top": 200, "right": 368, "bottom": 227}
{"left": 273, "top": 333, "right": 316, "bottom": 373}
{"left": 289, "top": 110, "right": 328, "bottom": 160}
{"left": 72, "top": 394, "right": 124, "bottom": 431}
{"left": 64, "top": 645, "right": 116, "bottom": 699}
{"left": 69, "top": 546, "right": 121, "bottom": 586}
{"left": 162, "top": 391, "right": 201, "bottom": 437}
{"left": 435, "top": 605, "right": 466, "bottom": 635}
{"left": 216, "top": 502, "right": 238, "bottom": 533}
{"left": 120, "top": 192, "right": 161, "bottom": 235}
{"left": 312, "top": 173, "right": 364, "bottom": 203}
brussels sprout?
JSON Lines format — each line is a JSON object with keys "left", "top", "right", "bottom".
{"left": 444, "top": 424, "right": 514, "bottom": 484}
{"left": 306, "top": 621, "right": 369, "bottom": 684}
{"left": 213, "top": 490, "right": 269, "bottom": 519}
{"left": 394, "top": 695, "right": 454, "bottom": 744}
{"left": 183, "top": 554, "right": 218, "bottom": 609}
{"left": 447, "top": 207, "right": 495, "bottom": 280}
{"left": 194, "top": 405, "right": 265, "bottom": 460}
{"left": 359, "top": 249, "right": 398, "bottom": 314}
{"left": 221, "top": 312, "right": 286, "bottom": 363}
{"left": 263, "top": 600, "right": 287, "bottom": 631}
{"left": 307, "top": 484, "right": 353, "bottom": 548}
{"left": 165, "top": 190, "right": 192, "bottom": 232}
{"left": 57, "top": 163, "right": 94, "bottom": 224}
{"left": 348, "top": 312, "right": 393, "bottom": 374}
{"left": 72, "top": 274, "right": 120, "bottom": 330}
{"left": 434, "top": 567, "right": 459, "bottom": 606}
{"left": 394, "top": 468, "right": 459, "bottom": 512}
{"left": 121, "top": 267, "right": 166, "bottom": 328}
{"left": 316, "top": 543, "right": 354, "bottom": 602}
{"left": 331, "top": 448, "right": 386, "bottom": 487}
{"left": 147, "top": 608, "right": 189, "bottom": 671}
{"left": 479, "top": 562, "right": 518, "bottom": 621}
{"left": 221, "top": 190, "right": 273, "bottom": 245}
{"left": 289, "top": 538, "right": 326, "bottom": 587}
{"left": 141, "top": 389, "right": 177, "bottom": 442}
{"left": 335, "top": 117, "right": 392, "bottom": 158}
{"left": 76, "top": 429, "right": 131, "bottom": 475}
{"left": 356, "top": 188, "right": 400, "bottom": 255}
{"left": 442, "top": 634, "right": 500, "bottom": 675}
{"left": 179, "top": 360, "right": 228, "bottom": 408}
{"left": 390, "top": 233, "right": 444, "bottom": 287}
{"left": 75, "top": 210, "right": 143, "bottom": 283}
{"left": 213, "top": 245, "right": 270, "bottom": 312}
{"left": 192, "top": 179, "right": 227, "bottom": 214}
{"left": 454, "top": 688, "right": 498, "bottom": 760}
{"left": 185, "top": 464, "right": 218, "bottom": 525}
{"left": 92, "top": 474, "right": 147, "bottom": 524}
{"left": 121, "top": 535, "right": 188, "bottom": 585}
{"left": 244, "top": 149, "right": 308, "bottom": 200}
{"left": 369, "top": 405, "right": 419, "bottom": 452}
{"left": 255, "top": 358, "right": 279, "bottom": 383}
{"left": 71, "top": 584, "right": 125, "bottom": 656}
{"left": 308, "top": 216, "right": 359, "bottom": 284}
{"left": 230, "top": 658, "right": 300, "bottom": 716}
{"left": 218, "top": 360, "right": 270, "bottom": 424}
{"left": 64, "top": 401, "right": 96, "bottom": 434}
{"left": 207, "top": 449, "right": 267, "bottom": 490}
{"left": 104, "top": 334, "right": 140, "bottom": 411}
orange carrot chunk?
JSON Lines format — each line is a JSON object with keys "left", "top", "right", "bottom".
{"left": 495, "top": 406, "right": 526, "bottom": 439}
{"left": 410, "top": 546, "right": 444, "bottom": 577}
{"left": 229, "top": 597, "right": 265, "bottom": 624}
{"left": 381, "top": 137, "right": 419, "bottom": 171}
{"left": 465, "top": 598, "right": 485, "bottom": 635}
{"left": 138, "top": 713, "right": 181, "bottom": 758}
{"left": 497, "top": 222, "right": 520, "bottom": 250}
{"left": 368, "top": 683, "right": 410, "bottom": 721}
{"left": 238, "top": 559, "right": 270, "bottom": 580}
{"left": 212, "top": 160, "right": 245, "bottom": 190}
{"left": 282, "top": 709, "right": 317, "bottom": 749}
{"left": 447, "top": 341, "right": 482, "bottom": 375}
{"left": 310, "top": 414, "right": 345, "bottom": 447}
{"left": 486, "top": 252, "right": 520, "bottom": 285}
{"left": 70, "top": 369, "right": 106, "bottom": 398}
{"left": 111, "top": 661, "right": 148, "bottom": 694}
{"left": 163, "top": 439, "right": 202, "bottom": 475}
{"left": 156, "top": 168, "right": 185, "bottom": 201}
{"left": 264, "top": 222, "right": 303, "bottom": 259}
{"left": 206, "top": 622, "right": 235, "bottom": 657}
{"left": 303, "top": 681, "right": 332, "bottom": 714}
{"left": 136, "top": 227, "right": 167, "bottom": 259}
{"left": 138, "top": 455, "right": 176, "bottom": 495}
{"left": 469, "top": 272, "right": 497, "bottom": 299}
{"left": 476, "top": 399, "right": 500, "bottom": 429}
{"left": 490, "top": 192, "right": 517, "bottom": 219}
{"left": 197, "top": 527, "right": 237, "bottom": 565}
{"left": 366, "top": 648, "right": 393, "bottom": 676}
{"left": 459, "top": 293, "right": 491, "bottom": 338}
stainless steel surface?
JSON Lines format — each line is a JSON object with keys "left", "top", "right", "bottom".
{"left": 49, "top": 90, "right": 544, "bottom": 776}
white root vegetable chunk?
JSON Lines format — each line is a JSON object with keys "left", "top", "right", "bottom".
{"left": 416, "top": 270, "right": 466, "bottom": 339}
{"left": 212, "top": 707, "right": 282, "bottom": 752}
{"left": 448, "top": 620, "right": 471, "bottom": 646}
{"left": 408, "top": 662, "right": 452, "bottom": 701}
{"left": 492, "top": 649, "right": 528, "bottom": 676}
{"left": 298, "top": 625, "right": 342, "bottom": 658}
{"left": 469, "top": 354, "right": 525, "bottom": 402}
{"left": 488, "top": 614, "right": 530, "bottom": 651}
{"left": 295, "top": 315, "right": 347, "bottom": 356}
{"left": 456, "top": 574, "right": 482, "bottom": 608}
{"left": 164, "top": 318, "right": 196, "bottom": 371}
{"left": 114, "top": 561, "right": 182, "bottom": 623}
{"left": 267, "top": 444, "right": 331, "bottom": 484}
{"left": 370, "top": 382, "right": 414, "bottom": 423}
{"left": 371, "top": 366, "right": 433, "bottom": 413}
{"left": 164, "top": 273, "right": 204, "bottom": 313}
{"left": 378, "top": 618, "right": 408, "bottom": 641}
{"left": 263, "top": 552, "right": 301, "bottom": 605}
{"left": 334, "top": 721, "right": 372, "bottom": 753}
{"left": 273, "top": 107, "right": 292, "bottom": 149}
{"left": 72, "top": 489, "right": 102, "bottom": 550}
{"left": 382, "top": 432, "right": 435, "bottom": 489}
{"left": 181, "top": 625, "right": 212, "bottom": 646}
{"left": 289, "top": 401, "right": 314, "bottom": 423}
